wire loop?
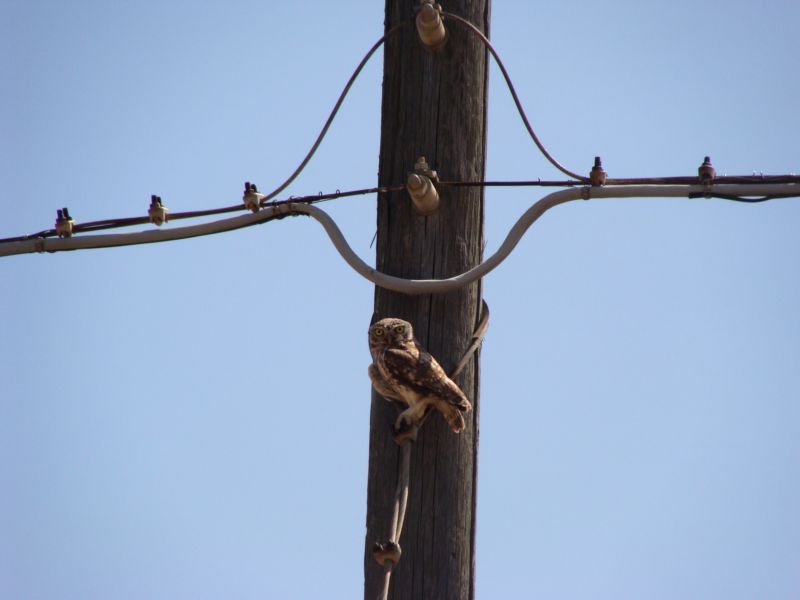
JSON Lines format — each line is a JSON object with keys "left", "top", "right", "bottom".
{"left": 257, "top": 20, "right": 411, "bottom": 204}
{"left": 443, "top": 12, "right": 589, "bottom": 181}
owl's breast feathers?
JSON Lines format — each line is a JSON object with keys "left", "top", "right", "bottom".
{"left": 380, "top": 343, "right": 471, "bottom": 413}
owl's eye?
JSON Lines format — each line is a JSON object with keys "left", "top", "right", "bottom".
{"left": 373, "top": 327, "right": 385, "bottom": 337}
{"left": 394, "top": 325, "right": 405, "bottom": 334}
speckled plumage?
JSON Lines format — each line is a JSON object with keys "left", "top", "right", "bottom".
{"left": 368, "top": 317, "right": 472, "bottom": 437}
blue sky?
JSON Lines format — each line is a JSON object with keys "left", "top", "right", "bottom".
{"left": 2, "top": 1, "right": 799, "bottom": 598}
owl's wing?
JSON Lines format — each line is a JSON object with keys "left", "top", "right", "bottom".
{"left": 382, "top": 346, "right": 471, "bottom": 412}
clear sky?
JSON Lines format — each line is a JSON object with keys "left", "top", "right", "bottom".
{"left": 2, "top": 1, "right": 799, "bottom": 598}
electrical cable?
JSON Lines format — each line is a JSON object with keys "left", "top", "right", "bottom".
{"left": 439, "top": 175, "right": 800, "bottom": 189}
{"left": 0, "top": 185, "right": 404, "bottom": 244}
{"left": 375, "top": 308, "right": 489, "bottom": 600}
{"left": 2, "top": 12, "right": 799, "bottom": 296}
{"left": 5, "top": 175, "right": 798, "bottom": 244}
{"left": 2, "top": 3, "right": 798, "bottom": 246}
{"left": 686, "top": 192, "right": 798, "bottom": 203}
{"left": 257, "top": 20, "right": 410, "bottom": 204}
{"left": 0, "top": 16, "right": 411, "bottom": 245}
{"left": 1, "top": 13, "right": 795, "bottom": 600}
{"left": 443, "top": 12, "right": 590, "bottom": 182}
{"left": 3, "top": 184, "right": 796, "bottom": 293}
{"left": 441, "top": 13, "right": 800, "bottom": 189}
{"left": 377, "top": 441, "right": 410, "bottom": 600}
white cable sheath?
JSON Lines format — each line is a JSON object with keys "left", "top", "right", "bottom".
{"left": 1, "top": 184, "right": 796, "bottom": 294}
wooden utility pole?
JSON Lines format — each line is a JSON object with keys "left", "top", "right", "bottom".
{"left": 364, "top": 1, "right": 490, "bottom": 598}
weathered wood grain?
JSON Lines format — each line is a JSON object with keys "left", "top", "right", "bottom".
{"left": 365, "top": 2, "right": 489, "bottom": 598}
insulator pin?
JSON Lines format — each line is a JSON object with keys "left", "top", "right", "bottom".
{"left": 416, "top": 1, "right": 447, "bottom": 51}
{"left": 55, "top": 207, "right": 75, "bottom": 238}
{"left": 406, "top": 156, "right": 440, "bottom": 215}
{"left": 148, "top": 195, "right": 169, "bottom": 226}
{"left": 698, "top": 156, "right": 716, "bottom": 184}
{"left": 589, "top": 156, "right": 607, "bottom": 186}
{"left": 243, "top": 181, "right": 265, "bottom": 213}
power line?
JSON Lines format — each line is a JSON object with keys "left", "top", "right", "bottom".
{"left": 3, "top": 184, "right": 797, "bottom": 293}
{"left": 4, "top": 174, "right": 799, "bottom": 245}
{"left": 444, "top": 11, "right": 589, "bottom": 182}
{"left": 0, "top": 186, "right": 404, "bottom": 244}
{"left": 256, "top": 20, "right": 410, "bottom": 204}
{"left": 1, "top": 9, "right": 798, "bottom": 301}
{"left": 2, "top": 8, "right": 798, "bottom": 249}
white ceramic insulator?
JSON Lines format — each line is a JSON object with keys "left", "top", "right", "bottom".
{"left": 416, "top": 2, "right": 446, "bottom": 50}
{"left": 406, "top": 173, "right": 440, "bottom": 215}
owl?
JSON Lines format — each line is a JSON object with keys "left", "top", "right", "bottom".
{"left": 368, "top": 317, "right": 472, "bottom": 442}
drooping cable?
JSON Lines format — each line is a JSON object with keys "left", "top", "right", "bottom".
{"left": 443, "top": 12, "right": 589, "bottom": 182}
{"left": 257, "top": 20, "right": 410, "bottom": 204}
{"left": 0, "top": 18, "right": 412, "bottom": 246}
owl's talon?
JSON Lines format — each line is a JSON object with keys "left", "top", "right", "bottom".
{"left": 394, "top": 414, "right": 409, "bottom": 431}
{"left": 393, "top": 421, "right": 419, "bottom": 445}
{"left": 372, "top": 541, "right": 402, "bottom": 566}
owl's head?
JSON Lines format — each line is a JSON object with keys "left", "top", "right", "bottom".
{"left": 368, "top": 317, "right": 414, "bottom": 352}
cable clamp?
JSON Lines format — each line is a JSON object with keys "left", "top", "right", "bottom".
{"left": 406, "top": 156, "right": 440, "bottom": 216}
{"left": 580, "top": 186, "right": 591, "bottom": 201}
{"left": 415, "top": 1, "right": 447, "bottom": 51}
{"left": 148, "top": 195, "right": 169, "bottom": 226}
{"left": 243, "top": 182, "right": 265, "bottom": 213}
{"left": 269, "top": 201, "right": 303, "bottom": 222}
{"left": 55, "top": 208, "right": 75, "bottom": 238}
{"left": 372, "top": 541, "right": 402, "bottom": 567}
